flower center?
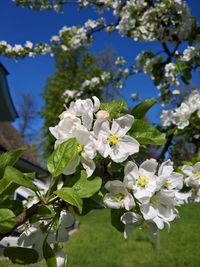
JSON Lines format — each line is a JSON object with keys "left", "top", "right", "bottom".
{"left": 114, "top": 193, "right": 124, "bottom": 202}
{"left": 108, "top": 135, "right": 119, "bottom": 146}
{"left": 179, "top": 116, "right": 186, "bottom": 123}
{"left": 77, "top": 144, "right": 83, "bottom": 153}
{"left": 164, "top": 180, "right": 172, "bottom": 189}
{"left": 195, "top": 171, "right": 200, "bottom": 179}
{"left": 137, "top": 176, "right": 149, "bottom": 187}
{"left": 150, "top": 195, "right": 158, "bottom": 204}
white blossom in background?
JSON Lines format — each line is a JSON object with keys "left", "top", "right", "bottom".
{"left": 182, "top": 46, "right": 196, "bottom": 61}
{"left": 171, "top": 103, "right": 191, "bottom": 129}
{"left": 182, "top": 162, "right": 200, "bottom": 202}
{"left": 80, "top": 72, "right": 111, "bottom": 91}
{"left": 160, "top": 110, "right": 173, "bottom": 127}
{"left": 160, "top": 89, "right": 200, "bottom": 129}
{"left": 63, "top": 90, "right": 82, "bottom": 103}
{"left": 164, "top": 63, "right": 179, "bottom": 87}
{"left": 17, "top": 211, "right": 74, "bottom": 261}
{"left": 115, "top": 56, "right": 126, "bottom": 66}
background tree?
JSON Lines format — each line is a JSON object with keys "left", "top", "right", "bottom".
{"left": 41, "top": 46, "right": 116, "bottom": 156}
{"left": 15, "top": 92, "right": 38, "bottom": 142}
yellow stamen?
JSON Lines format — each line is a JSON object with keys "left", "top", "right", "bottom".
{"left": 114, "top": 193, "right": 124, "bottom": 202}
{"left": 179, "top": 117, "right": 186, "bottom": 123}
{"left": 77, "top": 144, "right": 83, "bottom": 153}
{"left": 164, "top": 180, "right": 172, "bottom": 189}
{"left": 137, "top": 176, "right": 149, "bottom": 187}
{"left": 108, "top": 135, "right": 119, "bottom": 146}
{"left": 195, "top": 171, "right": 200, "bottom": 179}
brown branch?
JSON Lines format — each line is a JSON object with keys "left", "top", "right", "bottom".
{"left": 0, "top": 202, "right": 41, "bottom": 241}
{"left": 157, "top": 127, "right": 176, "bottom": 162}
{"left": 0, "top": 196, "right": 59, "bottom": 241}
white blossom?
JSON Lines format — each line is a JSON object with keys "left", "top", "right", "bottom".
{"left": 93, "top": 115, "right": 140, "bottom": 162}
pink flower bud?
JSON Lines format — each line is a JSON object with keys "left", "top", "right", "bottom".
{"left": 96, "top": 110, "right": 109, "bottom": 119}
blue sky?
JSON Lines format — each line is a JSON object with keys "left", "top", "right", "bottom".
{"left": 0, "top": 0, "right": 200, "bottom": 131}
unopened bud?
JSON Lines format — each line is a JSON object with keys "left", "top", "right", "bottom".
{"left": 96, "top": 110, "right": 109, "bottom": 119}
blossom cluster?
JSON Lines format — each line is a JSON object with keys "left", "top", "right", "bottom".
{"left": 161, "top": 89, "right": 200, "bottom": 129}
{"left": 164, "top": 63, "right": 179, "bottom": 87}
{"left": 49, "top": 97, "right": 139, "bottom": 177}
{"left": 115, "top": 0, "right": 192, "bottom": 42}
{"left": 0, "top": 40, "right": 51, "bottom": 58}
{"left": 103, "top": 159, "right": 189, "bottom": 239}
{"left": 182, "top": 162, "right": 200, "bottom": 203}
{"left": 14, "top": 0, "right": 66, "bottom": 12}
{"left": 6, "top": 0, "right": 195, "bottom": 62}
{"left": 80, "top": 71, "right": 111, "bottom": 91}
{"left": 18, "top": 210, "right": 74, "bottom": 266}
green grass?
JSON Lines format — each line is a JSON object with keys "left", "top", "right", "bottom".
{"left": 1, "top": 203, "right": 200, "bottom": 267}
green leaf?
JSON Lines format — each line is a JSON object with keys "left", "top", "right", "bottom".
{"left": 0, "top": 208, "right": 16, "bottom": 234}
{"left": 129, "top": 119, "right": 166, "bottom": 145}
{"left": 37, "top": 205, "right": 54, "bottom": 216}
{"left": 131, "top": 99, "right": 156, "bottom": 119}
{"left": 0, "top": 178, "right": 18, "bottom": 197}
{"left": 100, "top": 99, "right": 127, "bottom": 119}
{"left": 110, "top": 209, "right": 125, "bottom": 233}
{"left": 0, "top": 200, "right": 23, "bottom": 216}
{"left": 43, "top": 241, "right": 56, "bottom": 267}
{"left": 54, "top": 187, "right": 83, "bottom": 213}
{"left": 81, "top": 198, "right": 103, "bottom": 216}
{"left": 73, "top": 171, "right": 102, "bottom": 198}
{"left": 4, "top": 247, "right": 38, "bottom": 265}
{"left": 47, "top": 138, "right": 77, "bottom": 177}
{"left": 3, "top": 166, "right": 37, "bottom": 191}
{"left": 0, "top": 148, "right": 26, "bottom": 178}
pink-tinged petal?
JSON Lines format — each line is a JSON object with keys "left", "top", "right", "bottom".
{"left": 92, "top": 96, "right": 100, "bottom": 112}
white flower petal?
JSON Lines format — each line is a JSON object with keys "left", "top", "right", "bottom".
{"left": 110, "top": 135, "right": 139, "bottom": 162}
{"left": 124, "top": 161, "right": 139, "bottom": 189}
{"left": 72, "top": 125, "right": 90, "bottom": 145}
{"left": 140, "top": 159, "right": 158, "bottom": 174}
{"left": 111, "top": 115, "right": 134, "bottom": 137}
{"left": 81, "top": 155, "right": 96, "bottom": 177}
